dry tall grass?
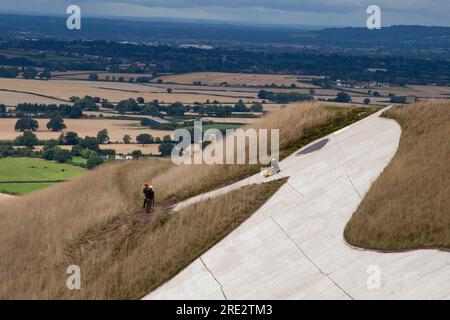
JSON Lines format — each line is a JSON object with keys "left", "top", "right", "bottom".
{"left": 345, "top": 101, "right": 450, "bottom": 250}
{"left": 0, "top": 102, "right": 367, "bottom": 299}
{"left": 65, "top": 179, "right": 286, "bottom": 299}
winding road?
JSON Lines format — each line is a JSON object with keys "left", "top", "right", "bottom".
{"left": 145, "top": 109, "right": 450, "bottom": 300}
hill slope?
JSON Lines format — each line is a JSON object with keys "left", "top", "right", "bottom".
{"left": 345, "top": 101, "right": 450, "bottom": 250}
{"left": 0, "top": 103, "right": 374, "bottom": 299}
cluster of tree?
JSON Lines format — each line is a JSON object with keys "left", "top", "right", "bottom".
{"left": 257, "top": 90, "right": 313, "bottom": 103}
{"left": 164, "top": 102, "right": 186, "bottom": 117}
{"left": 190, "top": 100, "right": 261, "bottom": 116}
{"left": 332, "top": 92, "right": 352, "bottom": 103}
{"left": 3, "top": 129, "right": 107, "bottom": 168}
{"left": 41, "top": 141, "right": 72, "bottom": 163}
{"left": 135, "top": 133, "right": 162, "bottom": 146}
{"left": 0, "top": 67, "right": 20, "bottom": 78}
{"left": 13, "top": 67, "right": 52, "bottom": 80}
{"left": 88, "top": 73, "right": 152, "bottom": 83}
{"left": 58, "top": 129, "right": 110, "bottom": 148}
{"left": 0, "top": 144, "right": 35, "bottom": 158}
{"left": 191, "top": 104, "right": 232, "bottom": 117}
{"left": 158, "top": 136, "right": 176, "bottom": 156}
{"left": 14, "top": 115, "right": 67, "bottom": 132}
{"left": 117, "top": 98, "right": 141, "bottom": 114}
{"left": 14, "top": 131, "right": 40, "bottom": 148}
{"left": 70, "top": 96, "right": 100, "bottom": 111}
{"left": 15, "top": 103, "right": 83, "bottom": 119}
{"left": 132, "top": 133, "right": 174, "bottom": 156}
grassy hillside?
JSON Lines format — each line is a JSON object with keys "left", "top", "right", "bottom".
{"left": 345, "top": 101, "right": 450, "bottom": 251}
{"left": 0, "top": 103, "right": 375, "bottom": 299}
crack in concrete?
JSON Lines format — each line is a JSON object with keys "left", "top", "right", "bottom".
{"left": 267, "top": 214, "right": 354, "bottom": 300}
{"left": 346, "top": 174, "right": 362, "bottom": 200}
{"left": 200, "top": 257, "right": 228, "bottom": 300}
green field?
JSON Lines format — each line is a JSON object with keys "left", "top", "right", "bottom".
{"left": 71, "top": 156, "right": 88, "bottom": 165}
{"left": 0, "top": 183, "right": 54, "bottom": 195}
{"left": 0, "top": 157, "right": 87, "bottom": 195}
{"left": 0, "top": 157, "right": 86, "bottom": 182}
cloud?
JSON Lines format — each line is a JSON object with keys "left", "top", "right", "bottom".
{"left": 73, "top": 0, "right": 450, "bottom": 14}
{"left": 0, "top": 0, "right": 449, "bottom": 26}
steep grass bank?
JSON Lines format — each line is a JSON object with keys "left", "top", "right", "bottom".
{"left": 345, "top": 101, "right": 450, "bottom": 251}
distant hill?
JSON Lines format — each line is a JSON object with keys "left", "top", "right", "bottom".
{"left": 0, "top": 14, "right": 448, "bottom": 57}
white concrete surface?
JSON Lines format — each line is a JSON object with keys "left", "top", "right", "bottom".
{"left": 145, "top": 109, "right": 450, "bottom": 300}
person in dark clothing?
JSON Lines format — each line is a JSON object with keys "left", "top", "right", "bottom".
{"left": 143, "top": 183, "right": 155, "bottom": 213}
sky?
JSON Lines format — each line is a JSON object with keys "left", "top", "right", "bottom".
{"left": 0, "top": 0, "right": 449, "bottom": 27}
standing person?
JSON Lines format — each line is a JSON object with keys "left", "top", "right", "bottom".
{"left": 143, "top": 183, "right": 155, "bottom": 213}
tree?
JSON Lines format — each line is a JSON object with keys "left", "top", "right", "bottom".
{"left": 0, "top": 104, "right": 6, "bottom": 113}
{"left": 68, "top": 106, "right": 83, "bottom": 119}
{"left": 137, "top": 97, "right": 145, "bottom": 104}
{"left": 143, "top": 104, "right": 160, "bottom": 116}
{"left": 42, "top": 147, "right": 58, "bottom": 160}
{"left": 0, "top": 66, "right": 20, "bottom": 78}
{"left": 131, "top": 150, "right": 143, "bottom": 159}
{"left": 15, "top": 131, "right": 39, "bottom": 149}
{"left": 23, "top": 67, "right": 38, "bottom": 79}
{"left": 159, "top": 141, "right": 175, "bottom": 156}
{"left": 97, "top": 129, "right": 110, "bottom": 144}
{"left": 61, "top": 132, "right": 80, "bottom": 145}
{"left": 250, "top": 103, "right": 263, "bottom": 112}
{"left": 15, "top": 118, "right": 39, "bottom": 131}
{"left": 39, "top": 68, "right": 52, "bottom": 80}
{"left": 136, "top": 134, "right": 153, "bottom": 146}
{"left": 43, "top": 139, "right": 59, "bottom": 151}
{"left": 53, "top": 148, "right": 72, "bottom": 163}
{"left": 71, "top": 145, "right": 82, "bottom": 156}
{"left": 234, "top": 100, "right": 247, "bottom": 112}
{"left": 87, "top": 156, "right": 103, "bottom": 169}
{"left": 166, "top": 102, "right": 185, "bottom": 116}
{"left": 363, "top": 98, "right": 371, "bottom": 105}
{"left": 166, "top": 88, "right": 173, "bottom": 94}
{"left": 88, "top": 73, "right": 99, "bottom": 81}
{"left": 47, "top": 115, "right": 66, "bottom": 132}
{"left": 162, "top": 135, "right": 172, "bottom": 143}
{"left": 334, "top": 92, "right": 352, "bottom": 103}
{"left": 79, "top": 136, "right": 99, "bottom": 152}
{"left": 123, "top": 135, "right": 132, "bottom": 144}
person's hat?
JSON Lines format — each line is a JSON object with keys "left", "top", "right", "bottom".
{"left": 150, "top": 185, "right": 153, "bottom": 189}
{"left": 144, "top": 182, "right": 149, "bottom": 186}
